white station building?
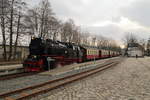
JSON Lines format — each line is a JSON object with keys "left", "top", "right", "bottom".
{"left": 127, "top": 43, "right": 144, "bottom": 57}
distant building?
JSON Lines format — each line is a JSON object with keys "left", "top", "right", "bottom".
{"left": 0, "top": 45, "right": 29, "bottom": 60}
{"left": 127, "top": 43, "right": 144, "bottom": 57}
{"left": 146, "top": 39, "right": 150, "bottom": 56}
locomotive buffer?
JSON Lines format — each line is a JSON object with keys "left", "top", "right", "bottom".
{"left": 47, "top": 57, "right": 55, "bottom": 70}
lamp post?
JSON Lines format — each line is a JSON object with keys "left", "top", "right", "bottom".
{"left": 47, "top": 57, "right": 55, "bottom": 71}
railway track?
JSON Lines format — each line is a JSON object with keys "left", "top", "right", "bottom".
{"left": 0, "top": 60, "right": 120, "bottom": 100}
{"left": 0, "top": 72, "right": 41, "bottom": 81}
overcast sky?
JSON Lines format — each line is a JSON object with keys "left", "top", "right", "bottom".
{"left": 27, "top": 0, "right": 150, "bottom": 45}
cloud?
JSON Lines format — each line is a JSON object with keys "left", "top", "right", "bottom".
{"left": 81, "top": 24, "right": 123, "bottom": 41}
{"left": 121, "top": 0, "right": 150, "bottom": 27}
{"left": 50, "top": 0, "right": 132, "bottom": 25}
{"left": 81, "top": 17, "right": 150, "bottom": 41}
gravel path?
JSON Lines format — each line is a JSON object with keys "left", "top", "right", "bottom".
{"left": 36, "top": 57, "right": 150, "bottom": 100}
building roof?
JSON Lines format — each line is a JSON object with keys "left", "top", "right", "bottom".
{"left": 128, "top": 42, "right": 144, "bottom": 50}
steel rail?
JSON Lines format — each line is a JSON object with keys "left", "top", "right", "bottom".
{"left": 0, "top": 72, "right": 42, "bottom": 81}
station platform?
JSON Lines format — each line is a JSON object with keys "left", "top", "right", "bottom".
{"left": 0, "top": 64, "right": 23, "bottom": 71}
{"left": 0, "top": 61, "right": 21, "bottom": 66}
{"left": 0, "top": 64, "right": 23, "bottom": 76}
{"left": 39, "top": 57, "right": 119, "bottom": 77}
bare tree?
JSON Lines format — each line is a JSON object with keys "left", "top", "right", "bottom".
{"left": 97, "top": 35, "right": 108, "bottom": 48}
{"left": 39, "top": 0, "right": 53, "bottom": 38}
{"left": 139, "top": 38, "right": 146, "bottom": 48}
{"left": 80, "top": 32, "right": 90, "bottom": 45}
{"left": 0, "top": 0, "right": 28, "bottom": 60}
{"left": 13, "top": 1, "right": 26, "bottom": 59}
{"left": 61, "top": 19, "right": 75, "bottom": 42}
{"left": 7, "top": 0, "right": 15, "bottom": 60}
{"left": 51, "top": 18, "right": 61, "bottom": 41}
{"left": 25, "top": 8, "right": 39, "bottom": 35}
{"left": 123, "top": 33, "right": 138, "bottom": 47}
{"left": 71, "top": 26, "right": 81, "bottom": 44}
{"left": 25, "top": 0, "right": 54, "bottom": 39}
{"left": 0, "top": 0, "right": 9, "bottom": 60}
{"left": 43, "top": 16, "right": 61, "bottom": 40}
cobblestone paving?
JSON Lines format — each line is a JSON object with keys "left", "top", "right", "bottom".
{"left": 39, "top": 57, "right": 150, "bottom": 100}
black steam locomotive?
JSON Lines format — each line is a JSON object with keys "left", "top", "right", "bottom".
{"left": 23, "top": 38, "right": 83, "bottom": 71}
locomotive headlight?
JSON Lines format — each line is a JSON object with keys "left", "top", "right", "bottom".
{"left": 65, "top": 51, "right": 68, "bottom": 54}
{"left": 33, "top": 55, "right": 36, "bottom": 58}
